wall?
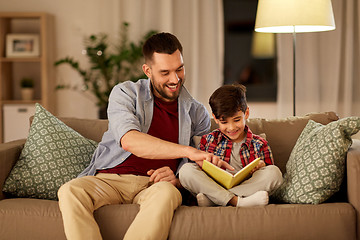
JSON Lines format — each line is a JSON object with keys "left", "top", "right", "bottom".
{"left": 0, "top": 0, "right": 278, "bottom": 120}
{"left": 1, "top": 0, "right": 121, "bottom": 119}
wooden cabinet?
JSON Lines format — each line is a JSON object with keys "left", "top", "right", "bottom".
{"left": 0, "top": 12, "right": 55, "bottom": 143}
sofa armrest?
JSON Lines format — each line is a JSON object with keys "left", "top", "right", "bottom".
{"left": 347, "top": 139, "right": 360, "bottom": 240}
{"left": 0, "top": 139, "right": 25, "bottom": 200}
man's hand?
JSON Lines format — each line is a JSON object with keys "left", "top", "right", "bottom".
{"left": 250, "top": 160, "right": 266, "bottom": 174}
{"left": 186, "top": 147, "right": 234, "bottom": 171}
{"left": 147, "top": 166, "right": 180, "bottom": 187}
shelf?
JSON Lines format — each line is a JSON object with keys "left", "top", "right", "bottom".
{"left": 0, "top": 12, "right": 48, "bottom": 19}
{"left": 0, "top": 57, "right": 41, "bottom": 62}
{"left": 1, "top": 100, "right": 40, "bottom": 105}
{"left": 0, "top": 12, "right": 55, "bottom": 143}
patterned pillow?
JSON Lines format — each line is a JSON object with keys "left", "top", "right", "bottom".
{"left": 3, "top": 104, "right": 98, "bottom": 200}
{"left": 273, "top": 117, "right": 360, "bottom": 204}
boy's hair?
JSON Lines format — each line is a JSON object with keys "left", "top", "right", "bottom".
{"left": 209, "top": 84, "right": 248, "bottom": 120}
{"left": 142, "top": 32, "right": 183, "bottom": 63}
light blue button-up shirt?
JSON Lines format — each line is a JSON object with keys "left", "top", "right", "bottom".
{"left": 79, "top": 79, "right": 211, "bottom": 177}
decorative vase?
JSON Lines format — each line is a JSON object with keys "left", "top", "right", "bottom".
{"left": 21, "top": 88, "right": 34, "bottom": 101}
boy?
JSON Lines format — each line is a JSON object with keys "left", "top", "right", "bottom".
{"left": 179, "top": 84, "right": 283, "bottom": 207}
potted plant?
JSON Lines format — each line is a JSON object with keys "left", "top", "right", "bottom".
{"left": 55, "top": 22, "right": 157, "bottom": 119}
{"left": 20, "top": 77, "right": 34, "bottom": 101}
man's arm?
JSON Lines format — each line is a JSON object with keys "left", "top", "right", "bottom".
{"left": 121, "top": 130, "right": 211, "bottom": 163}
{"left": 121, "top": 130, "right": 233, "bottom": 170}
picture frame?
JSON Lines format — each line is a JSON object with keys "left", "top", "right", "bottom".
{"left": 6, "top": 34, "right": 40, "bottom": 57}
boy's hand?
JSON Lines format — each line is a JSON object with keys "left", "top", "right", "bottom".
{"left": 250, "top": 160, "right": 266, "bottom": 174}
{"left": 206, "top": 157, "right": 234, "bottom": 171}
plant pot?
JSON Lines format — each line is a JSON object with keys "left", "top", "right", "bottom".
{"left": 21, "top": 88, "right": 34, "bottom": 101}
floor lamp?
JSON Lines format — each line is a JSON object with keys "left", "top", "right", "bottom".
{"left": 254, "top": 0, "right": 336, "bottom": 116}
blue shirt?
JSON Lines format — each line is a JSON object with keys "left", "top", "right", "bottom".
{"left": 79, "top": 79, "right": 211, "bottom": 176}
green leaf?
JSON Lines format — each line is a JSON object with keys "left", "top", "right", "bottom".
{"left": 54, "top": 22, "right": 158, "bottom": 109}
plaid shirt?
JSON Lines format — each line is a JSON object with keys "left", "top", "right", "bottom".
{"left": 199, "top": 125, "right": 274, "bottom": 168}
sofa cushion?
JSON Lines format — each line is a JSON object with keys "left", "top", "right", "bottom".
{"left": 46, "top": 117, "right": 108, "bottom": 143}
{"left": 211, "top": 112, "right": 339, "bottom": 173}
{"left": 0, "top": 199, "right": 355, "bottom": 240}
{"left": 274, "top": 117, "right": 360, "bottom": 204}
{"left": 29, "top": 116, "right": 109, "bottom": 143}
{"left": 169, "top": 203, "right": 355, "bottom": 240}
{"left": 246, "top": 112, "right": 339, "bottom": 173}
{"left": 2, "top": 104, "right": 98, "bottom": 200}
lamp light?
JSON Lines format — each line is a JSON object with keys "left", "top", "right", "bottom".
{"left": 254, "top": 0, "right": 336, "bottom": 116}
{"left": 251, "top": 32, "right": 275, "bottom": 59}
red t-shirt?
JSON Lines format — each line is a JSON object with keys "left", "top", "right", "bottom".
{"left": 98, "top": 96, "right": 180, "bottom": 176}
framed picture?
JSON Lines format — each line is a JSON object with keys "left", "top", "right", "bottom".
{"left": 6, "top": 34, "right": 40, "bottom": 57}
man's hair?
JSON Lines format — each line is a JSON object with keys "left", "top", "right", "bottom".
{"left": 209, "top": 84, "right": 248, "bottom": 120}
{"left": 142, "top": 32, "right": 183, "bottom": 63}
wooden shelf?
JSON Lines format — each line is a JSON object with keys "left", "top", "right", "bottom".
{"left": 0, "top": 12, "right": 56, "bottom": 143}
{"left": 1, "top": 100, "right": 41, "bottom": 105}
{"left": 0, "top": 57, "right": 41, "bottom": 62}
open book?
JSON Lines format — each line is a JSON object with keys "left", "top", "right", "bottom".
{"left": 202, "top": 158, "right": 260, "bottom": 189}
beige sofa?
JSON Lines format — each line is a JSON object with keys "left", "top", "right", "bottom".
{"left": 1, "top": 112, "right": 359, "bottom": 240}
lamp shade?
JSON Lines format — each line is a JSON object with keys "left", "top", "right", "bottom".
{"left": 255, "top": 0, "right": 336, "bottom": 33}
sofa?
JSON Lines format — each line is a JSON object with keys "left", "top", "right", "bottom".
{"left": 0, "top": 111, "right": 359, "bottom": 240}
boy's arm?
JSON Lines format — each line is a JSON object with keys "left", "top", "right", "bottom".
{"left": 251, "top": 143, "right": 273, "bottom": 174}
{"left": 261, "top": 141, "right": 274, "bottom": 165}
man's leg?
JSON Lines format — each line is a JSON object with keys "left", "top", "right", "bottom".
{"left": 179, "top": 163, "right": 234, "bottom": 206}
{"left": 58, "top": 174, "right": 149, "bottom": 240}
{"left": 124, "top": 181, "right": 182, "bottom": 240}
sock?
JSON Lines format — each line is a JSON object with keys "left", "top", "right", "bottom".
{"left": 237, "top": 191, "right": 269, "bottom": 207}
{"left": 196, "top": 193, "right": 215, "bottom": 207}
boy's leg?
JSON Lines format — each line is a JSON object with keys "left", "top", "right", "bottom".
{"left": 230, "top": 165, "right": 283, "bottom": 197}
{"left": 124, "top": 181, "right": 182, "bottom": 240}
{"left": 179, "top": 163, "right": 234, "bottom": 206}
{"left": 58, "top": 174, "right": 149, "bottom": 240}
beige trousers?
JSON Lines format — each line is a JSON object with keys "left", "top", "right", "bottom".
{"left": 58, "top": 173, "right": 182, "bottom": 240}
{"left": 179, "top": 163, "right": 283, "bottom": 206}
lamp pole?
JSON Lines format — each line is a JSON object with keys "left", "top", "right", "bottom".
{"left": 292, "top": 28, "right": 296, "bottom": 116}
{"left": 254, "top": 0, "right": 336, "bottom": 117}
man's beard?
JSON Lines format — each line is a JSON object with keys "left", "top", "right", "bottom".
{"left": 150, "top": 76, "right": 184, "bottom": 101}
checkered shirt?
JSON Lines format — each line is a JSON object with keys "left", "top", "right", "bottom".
{"left": 199, "top": 125, "right": 274, "bottom": 167}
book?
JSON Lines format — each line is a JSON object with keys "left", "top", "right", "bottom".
{"left": 202, "top": 158, "right": 261, "bottom": 189}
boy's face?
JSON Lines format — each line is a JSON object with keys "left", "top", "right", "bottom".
{"left": 213, "top": 107, "right": 249, "bottom": 143}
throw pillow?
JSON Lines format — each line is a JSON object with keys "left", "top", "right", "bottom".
{"left": 3, "top": 104, "right": 98, "bottom": 200}
{"left": 273, "top": 117, "right": 360, "bottom": 204}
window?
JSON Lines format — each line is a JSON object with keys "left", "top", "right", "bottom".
{"left": 223, "top": 0, "right": 277, "bottom": 102}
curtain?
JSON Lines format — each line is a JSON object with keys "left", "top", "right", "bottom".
{"left": 117, "top": 0, "right": 224, "bottom": 113}
{"left": 276, "top": 0, "right": 360, "bottom": 118}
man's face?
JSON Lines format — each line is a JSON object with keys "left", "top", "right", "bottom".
{"left": 213, "top": 108, "right": 250, "bottom": 143}
{"left": 142, "top": 49, "right": 185, "bottom": 102}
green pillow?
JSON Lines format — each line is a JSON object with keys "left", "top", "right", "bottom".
{"left": 3, "top": 104, "right": 98, "bottom": 200}
{"left": 273, "top": 117, "right": 360, "bottom": 204}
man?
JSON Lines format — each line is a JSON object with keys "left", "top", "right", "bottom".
{"left": 58, "top": 32, "right": 230, "bottom": 240}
